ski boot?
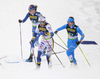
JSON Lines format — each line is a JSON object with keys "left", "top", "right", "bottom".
{"left": 48, "top": 62, "right": 52, "bottom": 68}
{"left": 26, "top": 54, "right": 33, "bottom": 62}
{"left": 35, "top": 63, "right": 41, "bottom": 69}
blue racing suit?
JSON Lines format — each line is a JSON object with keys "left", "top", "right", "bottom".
{"left": 57, "top": 24, "right": 85, "bottom": 64}
{"left": 22, "top": 12, "right": 42, "bottom": 55}
{"left": 22, "top": 12, "right": 42, "bottom": 37}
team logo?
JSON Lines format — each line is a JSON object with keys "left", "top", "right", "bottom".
{"left": 48, "top": 27, "right": 52, "bottom": 31}
{"left": 39, "top": 45, "right": 42, "bottom": 48}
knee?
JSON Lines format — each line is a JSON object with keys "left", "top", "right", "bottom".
{"left": 38, "top": 47, "right": 43, "bottom": 53}
{"left": 37, "top": 51, "right": 42, "bottom": 58}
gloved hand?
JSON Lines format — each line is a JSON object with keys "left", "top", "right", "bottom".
{"left": 54, "top": 30, "right": 58, "bottom": 34}
{"left": 50, "top": 32, "right": 54, "bottom": 38}
{"left": 18, "top": 19, "right": 23, "bottom": 23}
{"left": 30, "top": 39, "right": 34, "bottom": 44}
{"left": 76, "top": 41, "right": 81, "bottom": 45}
{"left": 30, "top": 39, "right": 35, "bottom": 47}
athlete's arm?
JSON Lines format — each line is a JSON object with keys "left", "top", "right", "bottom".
{"left": 46, "top": 24, "right": 54, "bottom": 37}
{"left": 56, "top": 24, "right": 67, "bottom": 31}
{"left": 22, "top": 12, "right": 30, "bottom": 23}
{"left": 77, "top": 27, "right": 85, "bottom": 42}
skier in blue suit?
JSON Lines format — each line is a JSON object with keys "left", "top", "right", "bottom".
{"left": 18, "top": 4, "right": 42, "bottom": 62}
{"left": 54, "top": 16, "right": 85, "bottom": 65}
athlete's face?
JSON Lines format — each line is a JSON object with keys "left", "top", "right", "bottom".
{"left": 29, "top": 9, "right": 35, "bottom": 15}
{"left": 39, "top": 21, "right": 45, "bottom": 27}
{"left": 68, "top": 21, "right": 74, "bottom": 27}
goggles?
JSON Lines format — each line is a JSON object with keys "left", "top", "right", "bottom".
{"left": 68, "top": 21, "right": 73, "bottom": 24}
{"left": 39, "top": 22, "right": 44, "bottom": 24}
{"left": 29, "top": 5, "right": 35, "bottom": 10}
{"left": 29, "top": 9, "right": 35, "bottom": 12}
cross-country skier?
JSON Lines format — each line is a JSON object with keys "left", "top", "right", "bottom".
{"left": 54, "top": 16, "right": 85, "bottom": 65}
{"left": 18, "top": 4, "right": 42, "bottom": 62}
{"left": 32, "top": 16, "right": 54, "bottom": 67}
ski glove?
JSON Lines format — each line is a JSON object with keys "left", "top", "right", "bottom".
{"left": 54, "top": 30, "right": 58, "bottom": 34}
{"left": 18, "top": 19, "right": 23, "bottom": 23}
{"left": 76, "top": 41, "right": 81, "bottom": 45}
{"left": 50, "top": 32, "right": 54, "bottom": 38}
{"left": 30, "top": 39, "right": 34, "bottom": 44}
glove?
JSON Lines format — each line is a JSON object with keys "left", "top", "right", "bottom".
{"left": 30, "top": 39, "right": 35, "bottom": 47}
{"left": 54, "top": 30, "right": 58, "bottom": 34}
{"left": 76, "top": 41, "right": 81, "bottom": 45}
{"left": 18, "top": 19, "right": 23, "bottom": 23}
{"left": 50, "top": 32, "right": 54, "bottom": 38}
{"left": 30, "top": 39, "right": 34, "bottom": 44}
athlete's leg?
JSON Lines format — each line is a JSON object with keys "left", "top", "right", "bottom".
{"left": 46, "top": 38, "right": 54, "bottom": 65}
{"left": 37, "top": 41, "right": 45, "bottom": 66}
{"left": 66, "top": 39, "right": 78, "bottom": 64}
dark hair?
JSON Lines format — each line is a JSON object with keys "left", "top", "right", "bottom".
{"left": 30, "top": 4, "right": 37, "bottom": 11}
{"left": 69, "top": 16, "right": 74, "bottom": 20}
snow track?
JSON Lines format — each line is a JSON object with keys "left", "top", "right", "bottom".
{"left": 0, "top": 0, "right": 100, "bottom": 79}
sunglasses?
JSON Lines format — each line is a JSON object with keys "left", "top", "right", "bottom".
{"left": 39, "top": 22, "right": 44, "bottom": 24}
{"left": 68, "top": 21, "right": 73, "bottom": 24}
{"left": 29, "top": 9, "right": 35, "bottom": 12}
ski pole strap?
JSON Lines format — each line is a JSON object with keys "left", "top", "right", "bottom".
{"left": 56, "top": 34, "right": 67, "bottom": 48}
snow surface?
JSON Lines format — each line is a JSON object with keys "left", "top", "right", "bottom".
{"left": 0, "top": 0, "right": 100, "bottom": 79}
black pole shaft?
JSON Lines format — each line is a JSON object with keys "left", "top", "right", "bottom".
{"left": 54, "top": 41, "right": 67, "bottom": 50}
{"left": 43, "top": 36, "right": 65, "bottom": 68}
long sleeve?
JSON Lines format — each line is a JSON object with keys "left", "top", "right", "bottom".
{"left": 22, "top": 12, "right": 29, "bottom": 23}
{"left": 56, "top": 24, "right": 67, "bottom": 31}
{"left": 77, "top": 27, "right": 85, "bottom": 40}
{"left": 46, "top": 24, "right": 54, "bottom": 37}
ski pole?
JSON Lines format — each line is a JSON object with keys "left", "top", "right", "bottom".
{"left": 78, "top": 46, "right": 91, "bottom": 66}
{"left": 56, "top": 34, "right": 91, "bottom": 66}
{"left": 56, "top": 34, "right": 67, "bottom": 48}
{"left": 31, "top": 47, "right": 37, "bottom": 65}
{"left": 54, "top": 41, "right": 67, "bottom": 50}
{"left": 19, "top": 23, "right": 23, "bottom": 59}
{"left": 43, "top": 51, "right": 66, "bottom": 56}
{"left": 43, "top": 36, "right": 65, "bottom": 68}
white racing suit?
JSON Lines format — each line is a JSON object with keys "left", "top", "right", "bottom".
{"left": 33, "top": 22, "right": 54, "bottom": 66}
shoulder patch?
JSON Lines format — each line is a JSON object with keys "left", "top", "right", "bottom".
{"left": 48, "top": 26, "right": 52, "bottom": 31}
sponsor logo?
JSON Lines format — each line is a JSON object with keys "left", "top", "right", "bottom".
{"left": 39, "top": 27, "right": 46, "bottom": 31}
{"left": 67, "top": 28, "right": 76, "bottom": 32}
{"left": 29, "top": 16, "right": 37, "bottom": 19}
